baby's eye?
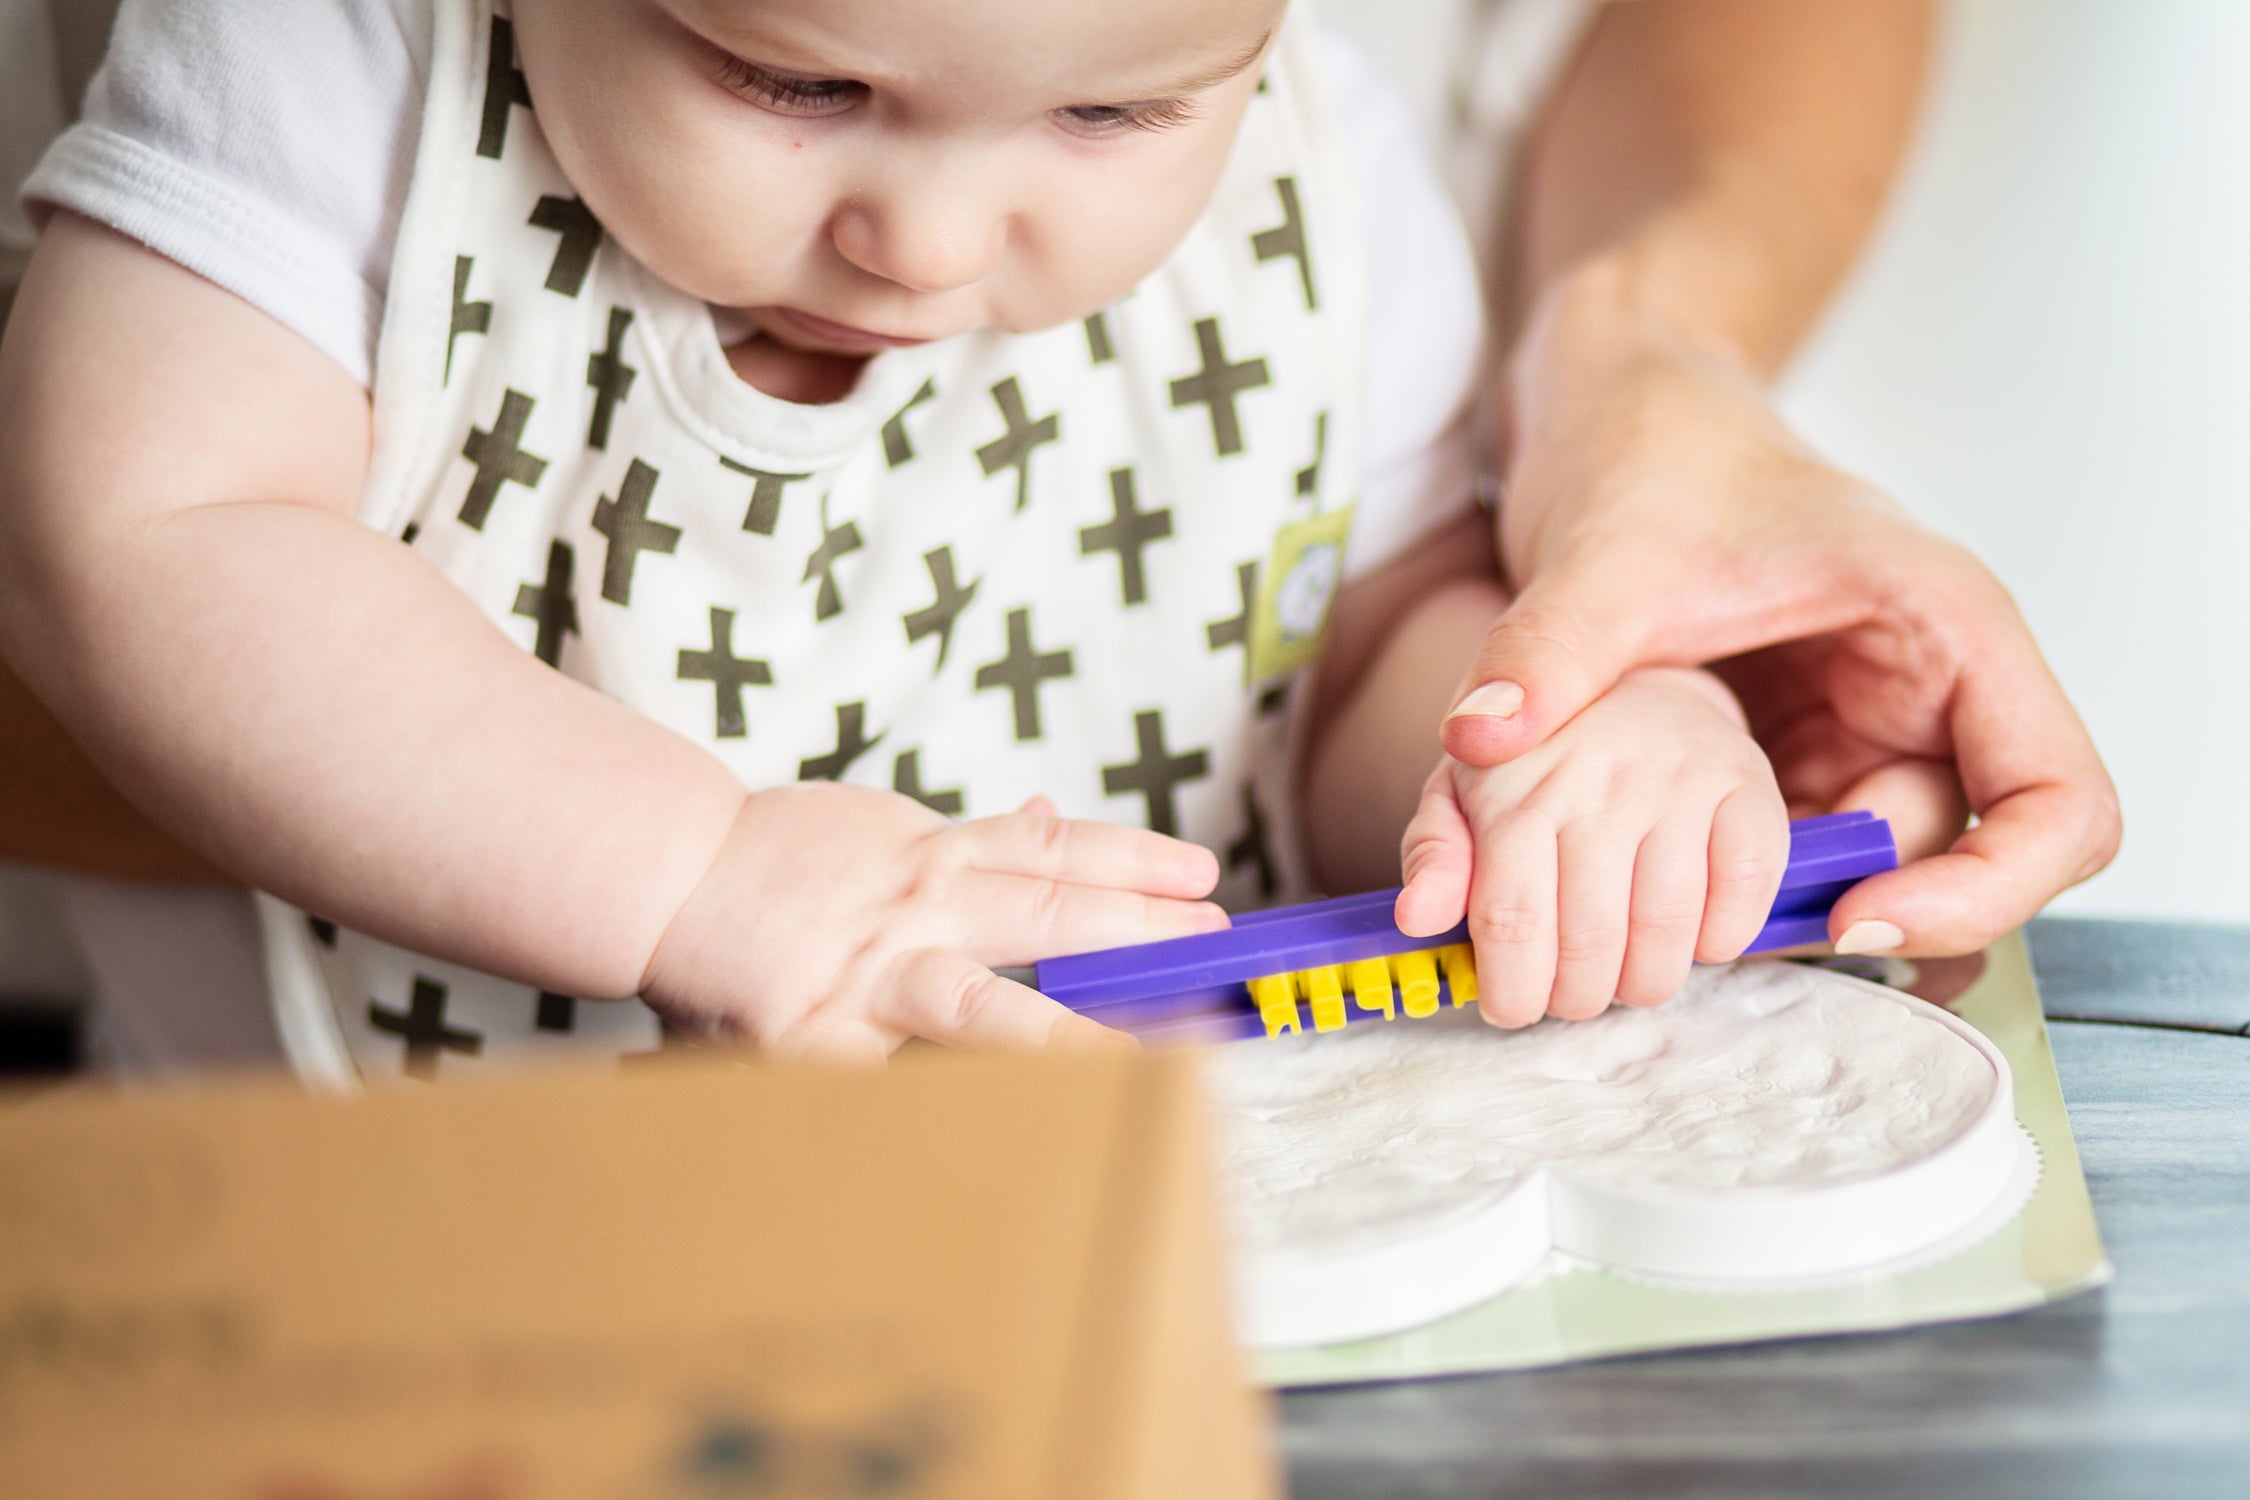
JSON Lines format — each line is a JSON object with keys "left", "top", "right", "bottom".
{"left": 1055, "top": 98, "right": 1201, "bottom": 138}
{"left": 715, "top": 55, "right": 868, "bottom": 118}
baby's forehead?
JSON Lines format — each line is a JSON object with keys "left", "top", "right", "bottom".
{"left": 685, "top": 0, "right": 1284, "bottom": 100}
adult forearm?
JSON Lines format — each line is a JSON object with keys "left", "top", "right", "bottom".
{"left": 1507, "top": 0, "right": 1934, "bottom": 377}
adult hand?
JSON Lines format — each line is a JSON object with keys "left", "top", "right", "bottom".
{"left": 1443, "top": 278, "right": 2119, "bottom": 957}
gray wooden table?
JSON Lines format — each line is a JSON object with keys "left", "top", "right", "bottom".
{"left": 1280, "top": 919, "right": 2250, "bottom": 1499}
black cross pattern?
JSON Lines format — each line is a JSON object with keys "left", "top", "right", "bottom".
{"left": 511, "top": 539, "right": 579, "bottom": 667}
{"left": 476, "top": 16, "right": 533, "bottom": 160}
{"left": 535, "top": 991, "right": 578, "bottom": 1033}
{"left": 1079, "top": 467, "right": 1174, "bottom": 607}
{"left": 1227, "top": 785, "right": 1278, "bottom": 900}
{"left": 306, "top": 914, "right": 338, "bottom": 948}
{"left": 1084, "top": 311, "right": 1116, "bottom": 365}
{"left": 1168, "top": 317, "right": 1271, "bottom": 458}
{"left": 1205, "top": 559, "right": 1257, "bottom": 658}
{"left": 447, "top": 255, "right": 491, "bottom": 384}
{"left": 1251, "top": 176, "right": 1317, "bottom": 311}
{"left": 798, "top": 702, "right": 885, "bottom": 782}
{"left": 591, "top": 458, "right": 681, "bottom": 605}
{"left": 368, "top": 975, "right": 482, "bottom": 1080}
{"left": 893, "top": 749, "right": 964, "bottom": 817}
{"left": 1102, "top": 710, "right": 1210, "bottom": 839}
{"left": 1296, "top": 411, "right": 1328, "bottom": 500}
{"left": 529, "top": 194, "right": 603, "bottom": 297}
{"left": 974, "top": 607, "right": 1075, "bottom": 742}
{"left": 880, "top": 377, "right": 939, "bottom": 467}
{"left": 676, "top": 605, "right": 772, "bottom": 739}
{"left": 401, "top": 522, "right": 422, "bottom": 545}
{"left": 719, "top": 458, "right": 811, "bottom": 536}
{"left": 802, "top": 495, "right": 863, "bottom": 621}
{"left": 585, "top": 307, "right": 638, "bottom": 450}
{"left": 974, "top": 377, "right": 1060, "bottom": 512}
{"left": 902, "top": 545, "right": 979, "bottom": 674}
{"left": 458, "top": 388, "right": 549, "bottom": 530}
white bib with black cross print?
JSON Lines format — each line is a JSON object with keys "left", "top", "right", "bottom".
{"left": 262, "top": 0, "right": 1370, "bottom": 1081}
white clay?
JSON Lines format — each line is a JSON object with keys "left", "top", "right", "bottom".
{"left": 1210, "top": 960, "right": 1998, "bottom": 1261}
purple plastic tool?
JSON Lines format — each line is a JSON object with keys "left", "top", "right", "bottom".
{"left": 1036, "top": 811, "right": 1897, "bottom": 1045}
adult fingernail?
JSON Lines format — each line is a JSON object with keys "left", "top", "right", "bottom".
{"left": 1834, "top": 919, "right": 1906, "bottom": 956}
{"left": 1447, "top": 680, "right": 1525, "bottom": 722}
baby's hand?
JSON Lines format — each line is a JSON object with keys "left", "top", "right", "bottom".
{"left": 1397, "top": 667, "right": 1788, "bottom": 1026}
{"left": 639, "top": 782, "right": 1226, "bottom": 1063}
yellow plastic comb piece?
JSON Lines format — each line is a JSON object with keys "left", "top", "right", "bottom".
{"left": 1346, "top": 956, "right": 1395, "bottom": 1020}
{"left": 1299, "top": 965, "right": 1348, "bottom": 1032}
{"left": 1439, "top": 944, "right": 1477, "bottom": 1008}
{"left": 1248, "top": 973, "right": 1301, "bottom": 1037}
{"left": 1393, "top": 948, "right": 1441, "bottom": 1018}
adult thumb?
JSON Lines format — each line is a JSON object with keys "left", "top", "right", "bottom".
{"left": 1440, "top": 564, "right": 1650, "bottom": 767}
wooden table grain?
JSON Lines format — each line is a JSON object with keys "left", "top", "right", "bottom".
{"left": 1279, "top": 919, "right": 2250, "bottom": 1499}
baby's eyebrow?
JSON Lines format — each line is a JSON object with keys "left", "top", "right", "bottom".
{"left": 1134, "top": 30, "right": 1273, "bottom": 100}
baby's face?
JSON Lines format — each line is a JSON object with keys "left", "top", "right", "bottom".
{"left": 512, "top": 0, "right": 1285, "bottom": 358}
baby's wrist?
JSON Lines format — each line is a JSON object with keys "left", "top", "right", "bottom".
{"left": 634, "top": 787, "right": 760, "bottom": 1007}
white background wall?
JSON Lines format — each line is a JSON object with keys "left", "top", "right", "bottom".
{"left": 1324, "top": 0, "right": 2250, "bottom": 924}
{"left": 1781, "top": 0, "right": 2250, "bottom": 922}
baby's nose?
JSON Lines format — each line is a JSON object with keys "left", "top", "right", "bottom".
{"left": 831, "top": 166, "right": 1009, "bottom": 294}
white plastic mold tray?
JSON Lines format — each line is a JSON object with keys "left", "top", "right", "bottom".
{"left": 1214, "top": 964, "right": 2022, "bottom": 1351}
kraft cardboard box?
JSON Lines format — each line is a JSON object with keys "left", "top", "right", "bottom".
{"left": 0, "top": 1049, "right": 1276, "bottom": 1500}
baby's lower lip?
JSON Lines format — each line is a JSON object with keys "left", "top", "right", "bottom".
{"left": 764, "top": 306, "right": 930, "bottom": 352}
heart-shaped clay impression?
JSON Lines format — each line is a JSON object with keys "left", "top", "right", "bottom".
{"left": 1208, "top": 961, "right": 2020, "bottom": 1349}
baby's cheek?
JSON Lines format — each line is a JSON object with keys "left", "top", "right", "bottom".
{"left": 1003, "top": 117, "right": 1247, "bottom": 329}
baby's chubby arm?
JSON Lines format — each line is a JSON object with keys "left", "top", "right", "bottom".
{"left": 0, "top": 216, "right": 1221, "bottom": 1057}
{"left": 1303, "top": 512, "right": 1789, "bottom": 1024}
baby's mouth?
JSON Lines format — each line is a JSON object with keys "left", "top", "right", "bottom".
{"left": 758, "top": 306, "right": 934, "bottom": 355}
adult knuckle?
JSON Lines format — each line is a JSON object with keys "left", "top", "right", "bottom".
{"left": 2082, "top": 786, "right": 2125, "bottom": 872}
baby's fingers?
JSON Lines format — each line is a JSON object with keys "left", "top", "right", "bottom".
{"left": 1467, "top": 812, "right": 1559, "bottom": 1029}
{"left": 959, "top": 870, "right": 1227, "bottom": 966}
{"left": 1698, "top": 785, "right": 1791, "bottom": 962}
{"left": 1396, "top": 766, "right": 1474, "bottom": 937}
{"left": 878, "top": 950, "right": 1136, "bottom": 1054}
{"left": 1548, "top": 821, "right": 1634, "bottom": 1021}
{"left": 1615, "top": 817, "right": 1709, "bottom": 1007}
{"left": 957, "top": 808, "right": 1219, "bottom": 898}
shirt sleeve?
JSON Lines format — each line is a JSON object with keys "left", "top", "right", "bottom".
{"left": 20, "top": 0, "right": 430, "bottom": 387}
{"left": 1314, "top": 23, "right": 1491, "bottom": 583}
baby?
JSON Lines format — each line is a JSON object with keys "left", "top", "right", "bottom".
{"left": 0, "top": 0, "right": 1789, "bottom": 1077}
